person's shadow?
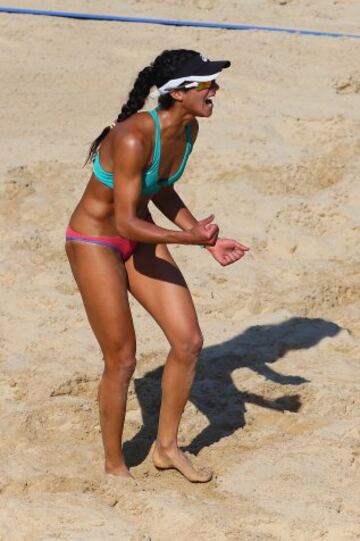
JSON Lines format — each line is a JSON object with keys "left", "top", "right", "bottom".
{"left": 123, "top": 316, "right": 341, "bottom": 467}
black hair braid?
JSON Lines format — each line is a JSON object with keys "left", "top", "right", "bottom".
{"left": 85, "top": 125, "right": 111, "bottom": 165}
{"left": 85, "top": 49, "right": 199, "bottom": 164}
{"left": 116, "top": 65, "right": 154, "bottom": 122}
{"left": 85, "top": 64, "right": 154, "bottom": 164}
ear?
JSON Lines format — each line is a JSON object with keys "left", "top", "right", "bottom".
{"left": 169, "top": 89, "right": 186, "bottom": 102}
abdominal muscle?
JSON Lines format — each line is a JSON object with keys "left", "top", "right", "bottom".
{"left": 69, "top": 174, "right": 151, "bottom": 237}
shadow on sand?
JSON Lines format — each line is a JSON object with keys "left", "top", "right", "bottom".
{"left": 123, "top": 316, "right": 341, "bottom": 467}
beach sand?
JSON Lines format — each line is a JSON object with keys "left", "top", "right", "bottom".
{"left": 1, "top": 1, "right": 360, "bottom": 539}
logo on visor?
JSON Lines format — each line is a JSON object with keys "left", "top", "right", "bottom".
{"left": 200, "top": 54, "right": 209, "bottom": 62}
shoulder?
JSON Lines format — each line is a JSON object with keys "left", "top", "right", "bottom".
{"left": 111, "top": 111, "right": 155, "bottom": 165}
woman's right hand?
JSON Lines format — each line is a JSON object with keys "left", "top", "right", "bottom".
{"left": 188, "top": 215, "right": 219, "bottom": 246}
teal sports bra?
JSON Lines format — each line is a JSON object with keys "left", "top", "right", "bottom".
{"left": 92, "top": 108, "right": 193, "bottom": 197}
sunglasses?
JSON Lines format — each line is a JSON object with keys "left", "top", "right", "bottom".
{"left": 195, "top": 80, "right": 215, "bottom": 92}
{"left": 176, "top": 80, "right": 216, "bottom": 92}
{"left": 195, "top": 80, "right": 216, "bottom": 92}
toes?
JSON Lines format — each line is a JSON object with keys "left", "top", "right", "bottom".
{"left": 152, "top": 447, "right": 213, "bottom": 483}
{"left": 196, "top": 469, "right": 213, "bottom": 483}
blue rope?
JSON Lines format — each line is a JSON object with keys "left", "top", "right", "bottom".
{"left": 0, "top": 6, "right": 360, "bottom": 39}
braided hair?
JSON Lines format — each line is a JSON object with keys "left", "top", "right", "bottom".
{"left": 85, "top": 49, "right": 199, "bottom": 164}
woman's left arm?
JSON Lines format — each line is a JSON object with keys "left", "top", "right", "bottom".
{"left": 151, "top": 186, "right": 198, "bottom": 231}
{"left": 152, "top": 186, "right": 249, "bottom": 266}
{"left": 151, "top": 118, "right": 201, "bottom": 232}
{"left": 152, "top": 119, "right": 249, "bottom": 266}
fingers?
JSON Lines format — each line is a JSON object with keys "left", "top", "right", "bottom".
{"left": 220, "top": 249, "right": 246, "bottom": 266}
{"left": 227, "top": 252, "right": 241, "bottom": 264}
{"left": 232, "top": 240, "right": 249, "bottom": 251}
{"left": 206, "top": 224, "right": 219, "bottom": 237}
{"left": 203, "top": 224, "right": 219, "bottom": 245}
{"left": 189, "top": 218, "right": 219, "bottom": 246}
{"left": 199, "top": 214, "right": 215, "bottom": 226}
{"left": 221, "top": 256, "right": 232, "bottom": 266}
{"left": 195, "top": 216, "right": 219, "bottom": 245}
{"left": 220, "top": 239, "right": 249, "bottom": 251}
{"left": 234, "top": 248, "right": 246, "bottom": 258}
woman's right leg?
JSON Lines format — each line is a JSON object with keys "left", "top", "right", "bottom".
{"left": 65, "top": 241, "right": 136, "bottom": 477}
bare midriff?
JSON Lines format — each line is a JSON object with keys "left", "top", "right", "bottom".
{"left": 69, "top": 174, "right": 151, "bottom": 236}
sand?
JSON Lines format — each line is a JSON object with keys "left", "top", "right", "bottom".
{"left": 1, "top": 1, "right": 360, "bottom": 539}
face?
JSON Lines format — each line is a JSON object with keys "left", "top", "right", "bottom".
{"left": 172, "top": 80, "right": 220, "bottom": 117}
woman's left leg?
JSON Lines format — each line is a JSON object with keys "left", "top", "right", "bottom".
{"left": 125, "top": 242, "right": 212, "bottom": 482}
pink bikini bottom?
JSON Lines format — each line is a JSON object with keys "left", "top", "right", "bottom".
{"left": 66, "top": 224, "right": 137, "bottom": 261}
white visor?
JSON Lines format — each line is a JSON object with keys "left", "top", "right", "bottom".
{"left": 150, "top": 72, "right": 220, "bottom": 98}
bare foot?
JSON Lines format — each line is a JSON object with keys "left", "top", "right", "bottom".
{"left": 152, "top": 444, "right": 212, "bottom": 483}
{"left": 105, "top": 463, "right": 135, "bottom": 480}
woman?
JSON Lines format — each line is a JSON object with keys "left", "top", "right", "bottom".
{"left": 66, "top": 49, "right": 249, "bottom": 483}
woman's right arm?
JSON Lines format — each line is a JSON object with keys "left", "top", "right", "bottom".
{"left": 112, "top": 132, "right": 218, "bottom": 246}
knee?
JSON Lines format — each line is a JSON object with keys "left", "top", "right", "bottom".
{"left": 103, "top": 345, "right": 136, "bottom": 381}
{"left": 172, "top": 331, "right": 204, "bottom": 363}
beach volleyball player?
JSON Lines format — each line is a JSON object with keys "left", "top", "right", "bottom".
{"left": 65, "top": 49, "right": 249, "bottom": 483}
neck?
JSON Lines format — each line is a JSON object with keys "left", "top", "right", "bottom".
{"left": 157, "top": 104, "right": 193, "bottom": 138}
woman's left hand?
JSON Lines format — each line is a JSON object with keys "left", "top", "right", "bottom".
{"left": 206, "top": 238, "right": 249, "bottom": 266}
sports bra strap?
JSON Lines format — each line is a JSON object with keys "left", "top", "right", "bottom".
{"left": 148, "top": 109, "right": 161, "bottom": 168}
{"left": 185, "top": 123, "right": 193, "bottom": 144}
